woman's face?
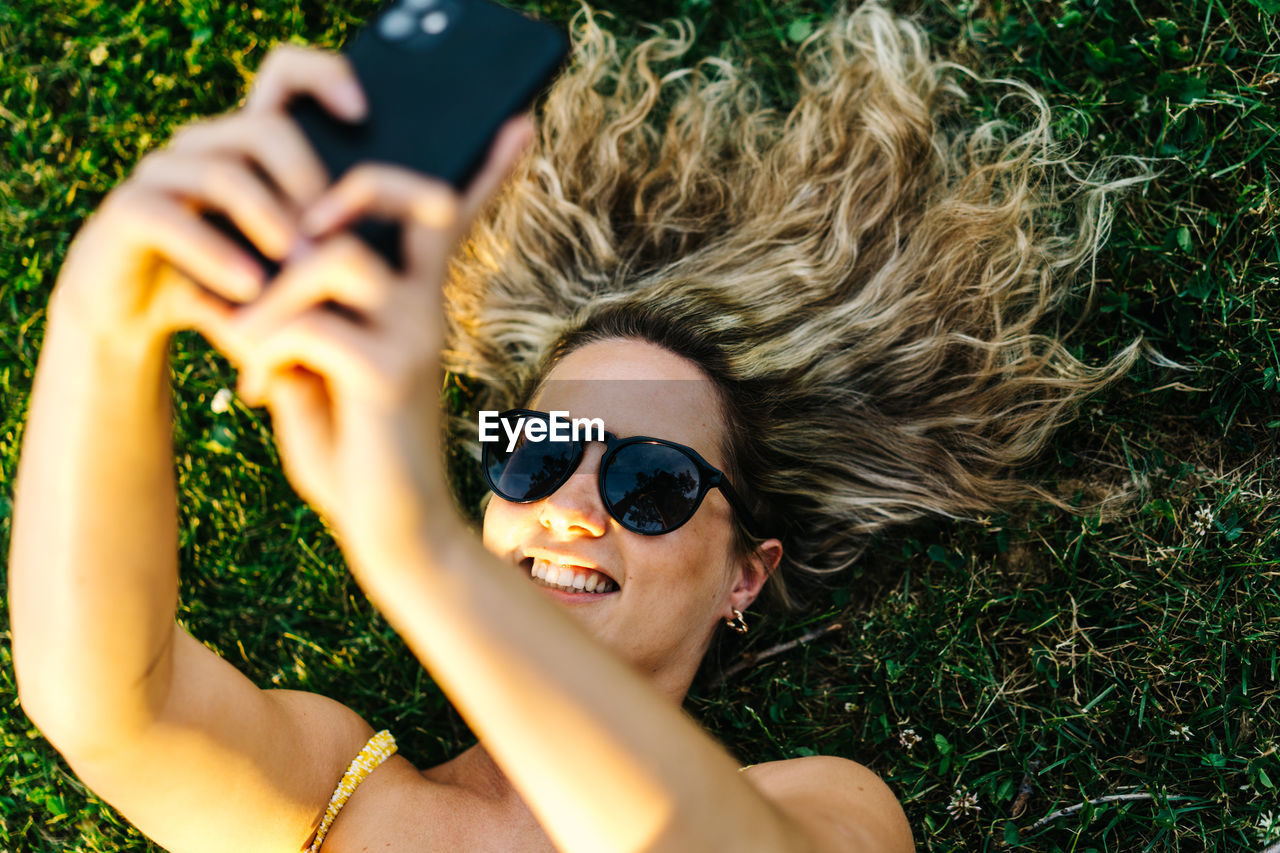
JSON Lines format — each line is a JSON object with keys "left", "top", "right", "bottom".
{"left": 481, "top": 338, "right": 777, "bottom": 697}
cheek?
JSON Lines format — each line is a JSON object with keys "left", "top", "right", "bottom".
{"left": 688, "top": 518, "right": 740, "bottom": 598}
{"left": 649, "top": 524, "right": 735, "bottom": 602}
{"left": 482, "top": 496, "right": 526, "bottom": 553}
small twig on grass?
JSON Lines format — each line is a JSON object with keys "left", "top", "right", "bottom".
{"left": 711, "top": 621, "right": 844, "bottom": 687}
{"left": 1028, "top": 792, "right": 1195, "bottom": 832}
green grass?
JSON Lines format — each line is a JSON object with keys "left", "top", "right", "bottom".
{"left": 2, "top": 0, "right": 1278, "bottom": 850}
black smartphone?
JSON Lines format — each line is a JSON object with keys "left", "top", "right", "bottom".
{"left": 209, "top": 0, "right": 569, "bottom": 276}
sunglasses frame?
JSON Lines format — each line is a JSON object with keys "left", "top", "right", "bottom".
{"left": 481, "top": 408, "right": 763, "bottom": 537}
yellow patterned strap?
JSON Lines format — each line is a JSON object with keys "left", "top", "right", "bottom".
{"left": 306, "top": 730, "right": 398, "bottom": 853}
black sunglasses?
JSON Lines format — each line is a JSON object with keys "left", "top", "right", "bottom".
{"left": 481, "top": 408, "right": 763, "bottom": 537}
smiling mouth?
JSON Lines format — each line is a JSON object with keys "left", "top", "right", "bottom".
{"left": 520, "top": 557, "right": 618, "bottom": 594}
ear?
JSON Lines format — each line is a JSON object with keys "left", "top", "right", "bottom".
{"left": 727, "top": 538, "right": 783, "bottom": 616}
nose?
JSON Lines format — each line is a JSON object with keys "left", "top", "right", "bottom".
{"left": 537, "top": 443, "right": 608, "bottom": 537}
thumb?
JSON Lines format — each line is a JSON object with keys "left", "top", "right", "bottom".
{"left": 403, "top": 114, "right": 534, "bottom": 273}
{"left": 153, "top": 265, "right": 242, "bottom": 353}
{"left": 457, "top": 113, "right": 536, "bottom": 228}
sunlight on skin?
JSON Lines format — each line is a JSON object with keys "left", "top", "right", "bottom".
{"left": 332, "top": 336, "right": 790, "bottom": 853}
{"left": 481, "top": 337, "right": 755, "bottom": 704}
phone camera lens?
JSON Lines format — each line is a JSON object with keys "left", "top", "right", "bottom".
{"left": 421, "top": 10, "right": 448, "bottom": 34}
{"left": 379, "top": 9, "right": 416, "bottom": 40}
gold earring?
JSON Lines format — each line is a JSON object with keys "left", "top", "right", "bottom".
{"left": 725, "top": 608, "right": 748, "bottom": 634}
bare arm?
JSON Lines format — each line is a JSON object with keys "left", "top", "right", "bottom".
{"left": 9, "top": 299, "right": 180, "bottom": 749}
{"left": 7, "top": 46, "right": 387, "bottom": 853}
{"left": 8, "top": 303, "right": 374, "bottom": 853}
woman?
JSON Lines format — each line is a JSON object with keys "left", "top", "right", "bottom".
{"left": 9, "top": 2, "right": 1142, "bottom": 850}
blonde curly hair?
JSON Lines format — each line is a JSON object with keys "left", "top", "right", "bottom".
{"left": 442, "top": 0, "right": 1149, "bottom": 611}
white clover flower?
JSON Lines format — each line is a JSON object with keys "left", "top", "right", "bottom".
{"left": 1169, "top": 724, "right": 1192, "bottom": 741}
{"left": 1258, "top": 810, "right": 1280, "bottom": 843}
{"left": 1190, "top": 506, "right": 1214, "bottom": 536}
{"left": 211, "top": 387, "right": 234, "bottom": 414}
{"left": 898, "top": 728, "right": 922, "bottom": 751}
{"left": 89, "top": 44, "right": 108, "bottom": 66}
{"left": 946, "top": 787, "right": 980, "bottom": 818}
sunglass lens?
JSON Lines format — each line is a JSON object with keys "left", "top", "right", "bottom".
{"left": 603, "top": 443, "right": 701, "bottom": 533}
{"left": 487, "top": 419, "right": 576, "bottom": 502}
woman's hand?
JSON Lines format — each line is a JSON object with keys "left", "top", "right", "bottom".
{"left": 203, "top": 115, "right": 535, "bottom": 556}
{"left": 47, "top": 44, "right": 369, "bottom": 348}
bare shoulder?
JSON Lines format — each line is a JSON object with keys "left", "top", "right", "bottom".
{"left": 59, "top": 630, "right": 394, "bottom": 853}
{"left": 741, "top": 755, "right": 914, "bottom": 853}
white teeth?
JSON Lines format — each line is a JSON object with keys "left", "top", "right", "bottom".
{"left": 527, "top": 558, "right": 615, "bottom": 594}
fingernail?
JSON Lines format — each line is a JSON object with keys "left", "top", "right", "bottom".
{"left": 288, "top": 235, "right": 319, "bottom": 263}
{"left": 411, "top": 192, "right": 456, "bottom": 228}
{"left": 234, "top": 257, "right": 264, "bottom": 299}
{"left": 515, "top": 115, "right": 535, "bottom": 146}
{"left": 237, "top": 370, "right": 261, "bottom": 406}
{"left": 334, "top": 80, "right": 367, "bottom": 121}
{"left": 302, "top": 197, "right": 342, "bottom": 235}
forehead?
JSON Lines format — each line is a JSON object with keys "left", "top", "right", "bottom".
{"left": 528, "top": 339, "right": 727, "bottom": 468}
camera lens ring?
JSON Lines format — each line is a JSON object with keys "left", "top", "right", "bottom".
{"left": 378, "top": 9, "right": 416, "bottom": 40}
{"left": 421, "top": 11, "right": 448, "bottom": 34}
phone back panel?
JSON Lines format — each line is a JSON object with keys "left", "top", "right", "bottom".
{"left": 291, "top": 0, "right": 569, "bottom": 191}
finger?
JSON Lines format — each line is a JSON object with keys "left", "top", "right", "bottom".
{"left": 230, "top": 233, "right": 394, "bottom": 341}
{"left": 106, "top": 187, "right": 265, "bottom": 302}
{"left": 296, "top": 114, "right": 535, "bottom": 237}
{"left": 300, "top": 163, "right": 461, "bottom": 237}
{"left": 167, "top": 112, "right": 331, "bottom": 209}
{"left": 239, "top": 307, "right": 398, "bottom": 406}
{"left": 259, "top": 365, "right": 339, "bottom": 518}
{"left": 151, "top": 266, "right": 241, "bottom": 346}
{"left": 134, "top": 151, "right": 298, "bottom": 260}
{"left": 298, "top": 164, "right": 462, "bottom": 278}
{"left": 246, "top": 44, "right": 367, "bottom": 123}
{"left": 458, "top": 113, "right": 536, "bottom": 226}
